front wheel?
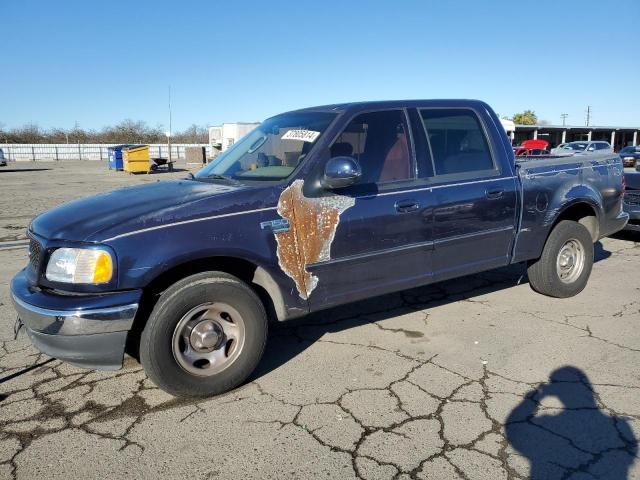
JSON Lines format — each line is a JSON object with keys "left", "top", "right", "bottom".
{"left": 527, "top": 220, "right": 594, "bottom": 298}
{"left": 140, "top": 272, "right": 268, "bottom": 397}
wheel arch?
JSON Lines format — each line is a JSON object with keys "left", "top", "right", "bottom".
{"left": 548, "top": 199, "right": 600, "bottom": 242}
{"left": 128, "top": 255, "right": 291, "bottom": 350}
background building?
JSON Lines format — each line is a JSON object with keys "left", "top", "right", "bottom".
{"left": 512, "top": 124, "right": 639, "bottom": 150}
{"left": 208, "top": 122, "right": 259, "bottom": 154}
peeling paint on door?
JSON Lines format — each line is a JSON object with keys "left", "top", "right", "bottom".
{"left": 275, "top": 179, "right": 355, "bottom": 299}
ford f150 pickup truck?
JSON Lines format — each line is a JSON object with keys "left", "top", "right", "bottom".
{"left": 11, "top": 100, "right": 628, "bottom": 397}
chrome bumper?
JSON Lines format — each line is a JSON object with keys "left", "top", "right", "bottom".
{"left": 11, "top": 293, "right": 138, "bottom": 336}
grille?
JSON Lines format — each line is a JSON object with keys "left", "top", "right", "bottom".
{"left": 625, "top": 191, "right": 640, "bottom": 206}
{"left": 29, "top": 237, "right": 42, "bottom": 273}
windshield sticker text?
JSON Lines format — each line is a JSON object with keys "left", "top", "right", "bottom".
{"left": 281, "top": 129, "right": 320, "bottom": 143}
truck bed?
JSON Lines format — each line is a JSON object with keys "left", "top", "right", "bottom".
{"left": 512, "top": 152, "right": 623, "bottom": 263}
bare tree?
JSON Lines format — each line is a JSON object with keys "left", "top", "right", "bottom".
{"left": 0, "top": 121, "right": 209, "bottom": 144}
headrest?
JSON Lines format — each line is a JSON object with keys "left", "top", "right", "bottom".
{"left": 331, "top": 142, "right": 354, "bottom": 157}
{"left": 460, "top": 131, "right": 485, "bottom": 152}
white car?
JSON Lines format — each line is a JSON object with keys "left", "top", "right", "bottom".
{"left": 551, "top": 141, "right": 613, "bottom": 156}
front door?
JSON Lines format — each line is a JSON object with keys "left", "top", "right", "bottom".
{"left": 292, "top": 109, "right": 435, "bottom": 310}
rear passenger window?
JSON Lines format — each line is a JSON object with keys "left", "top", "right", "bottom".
{"left": 419, "top": 109, "right": 494, "bottom": 176}
{"left": 331, "top": 110, "right": 412, "bottom": 185}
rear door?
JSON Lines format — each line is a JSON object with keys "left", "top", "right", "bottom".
{"left": 415, "top": 107, "right": 519, "bottom": 280}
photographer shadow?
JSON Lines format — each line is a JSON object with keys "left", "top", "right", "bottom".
{"left": 506, "top": 366, "right": 638, "bottom": 479}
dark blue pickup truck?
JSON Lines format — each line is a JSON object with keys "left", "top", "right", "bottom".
{"left": 11, "top": 100, "right": 628, "bottom": 397}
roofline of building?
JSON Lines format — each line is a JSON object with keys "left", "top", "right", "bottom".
{"left": 515, "top": 124, "right": 640, "bottom": 130}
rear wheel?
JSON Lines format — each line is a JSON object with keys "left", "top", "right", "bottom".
{"left": 527, "top": 220, "right": 594, "bottom": 298}
{"left": 140, "top": 272, "right": 268, "bottom": 397}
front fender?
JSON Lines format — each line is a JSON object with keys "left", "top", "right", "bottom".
{"left": 104, "top": 211, "right": 308, "bottom": 321}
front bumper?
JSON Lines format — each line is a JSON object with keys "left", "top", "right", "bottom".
{"left": 10, "top": 269, "right": 142, "bottom": 370}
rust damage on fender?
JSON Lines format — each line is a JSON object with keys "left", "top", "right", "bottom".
{"left": 275, "top": 179, "right": 355, "bottom": 299}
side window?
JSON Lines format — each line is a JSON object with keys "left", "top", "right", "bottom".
{"left": 597, "top": 143, "right": 609, "bottom": 150}
{"left": 419, "top": 109, "right": 495, "bottom": 176}
{"left": 330, "top": 110, "right": 412, "bottom": 184}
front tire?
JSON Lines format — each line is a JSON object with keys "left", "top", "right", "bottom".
{"left": 527, "top": 220, "right": 594, "bottom": 298}
{"left": 140, "top": 272, "right": 268, "bottom": 397}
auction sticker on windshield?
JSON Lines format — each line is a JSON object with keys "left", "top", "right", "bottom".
{"left": 281, "top": 129, "right": 320, "bottom": 142}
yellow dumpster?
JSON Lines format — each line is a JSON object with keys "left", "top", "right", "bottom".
{"left": 122, "top": 145, "right": 150, "bottom": 173}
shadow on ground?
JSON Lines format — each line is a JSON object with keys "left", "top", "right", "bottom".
{"left": 506, "top": 366, "right": 638, "bottom": 479}
{"left": 610, "top": 230, "right": 640, "bottom": 243}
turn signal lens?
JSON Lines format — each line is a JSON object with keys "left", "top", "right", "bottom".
{"left": 92, "top": 251, "right": 113, "bottom": 283}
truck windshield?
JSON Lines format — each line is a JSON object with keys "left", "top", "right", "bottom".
{"left": 196, "top": 112, "right": 337, "bottom": 181}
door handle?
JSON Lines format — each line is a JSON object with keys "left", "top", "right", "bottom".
{"left": 395, "top": 199, "right": 420, "bottom": 213}
{"left": 485, "top": 189, "right": 504, "bottom": 199}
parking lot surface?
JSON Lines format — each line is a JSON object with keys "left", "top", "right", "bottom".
{"left": 1, "top": 161, "right": 639, "bottom": 479}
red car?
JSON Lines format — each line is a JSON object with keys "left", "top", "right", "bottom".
{"left": 513, "top": 139, "right": 550, "bottom": 157}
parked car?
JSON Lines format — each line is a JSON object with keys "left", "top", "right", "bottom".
{"left": 551, "top": 141, "right": 613, "bottom": 156}
{"left": 11, "top": 99, "right": 629, "bottom": 397}
{"left": 623, "top": 172, "right": 640, "bottom": 232}
{"left": 619, "top": 146, "right": 640, "bottom": 168}
{"left": 513, "top": 147, "right": 550, "bottom": 157}
{"left": 513, "top": 140, "right": 550, "bottom": 157}
{"left": 0, "top": 148, "right": 6, "bottom": 167}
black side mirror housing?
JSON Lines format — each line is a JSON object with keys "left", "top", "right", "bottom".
{"left": 322, "top": 156, "right": 362, "bottom": 189}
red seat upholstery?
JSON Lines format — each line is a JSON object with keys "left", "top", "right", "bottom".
{"left": 379, "top": 133, "right": 409, "bottom": 182}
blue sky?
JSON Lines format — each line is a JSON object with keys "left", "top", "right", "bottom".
{"left": 2, "top": 0, "right": 639, "bottom": 130}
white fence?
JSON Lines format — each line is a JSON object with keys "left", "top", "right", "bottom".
{"left": 0, "top": 144, "right": 213, "bottom": 162}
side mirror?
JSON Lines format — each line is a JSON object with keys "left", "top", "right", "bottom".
{"left": 322, "top": 156, "right": 362, "bottom": 189}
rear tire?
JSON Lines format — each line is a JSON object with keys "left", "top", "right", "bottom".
{"left": 527, "top": 220, "right": 594, "bottom": 298}
{"left": 140, "top": 272, "right": 268, "bottom": 397}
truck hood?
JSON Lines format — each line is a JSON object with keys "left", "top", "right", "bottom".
{"left": 30, "top": 179, "right": 247, "bottom": 242}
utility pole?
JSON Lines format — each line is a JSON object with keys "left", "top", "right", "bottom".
{"left": 585, "top": 106, "right": 591, "bottom": 127}
{"left": 561, "top": 113, "right": 568, "bottom": 127}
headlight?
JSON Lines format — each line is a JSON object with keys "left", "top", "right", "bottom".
{"left": 623, "top": 156, "right": 635, "bottom": 161}
{"left": 45, "top": 248, "right": 113, "bottom": 284}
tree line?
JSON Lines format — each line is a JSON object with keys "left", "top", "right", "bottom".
{"left": 0, "top": 120, "right": 209, "bottom": 144}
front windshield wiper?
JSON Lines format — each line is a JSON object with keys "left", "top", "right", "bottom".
{"left": 196, "top": 173, "right": 241, "bottom": 184}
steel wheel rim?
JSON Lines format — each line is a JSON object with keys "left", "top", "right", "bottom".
{"left": 556, "top": 238, "right": 585, "bottom": 284}
{"left": 172, "top": 302, "right": 246, "bottom": 377}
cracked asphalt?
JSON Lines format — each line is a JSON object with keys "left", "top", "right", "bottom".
{"left": 1, "top": 161, "right": 640, "bottom": 479}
